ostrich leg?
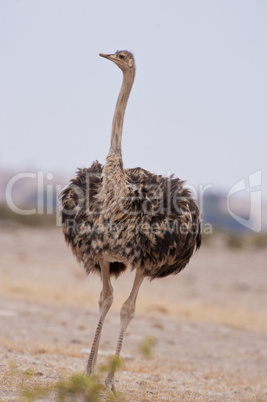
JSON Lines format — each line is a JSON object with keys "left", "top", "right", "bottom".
{"left": 86, "top": 260, "right": 113, "bottom": 374}
{"left": 105, "top": 268, "right": 145, "bottom": 390}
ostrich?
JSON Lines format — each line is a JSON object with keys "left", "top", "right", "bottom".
{"left": 60, "top": 50, "right": 201, "bottom": 390}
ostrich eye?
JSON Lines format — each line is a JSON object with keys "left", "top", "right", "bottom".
{"left": 119, "top": 54, "right": 125, "bottom": 59}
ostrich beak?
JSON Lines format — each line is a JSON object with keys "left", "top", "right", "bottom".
{"left": 99, "top": 53, "right": 112, "bottom": 60}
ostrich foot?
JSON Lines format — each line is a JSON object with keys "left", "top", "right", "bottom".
{"left": 105, "top": 376, "right": 116, "bottom": 393}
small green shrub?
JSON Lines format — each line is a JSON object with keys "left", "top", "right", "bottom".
{"left": 226, "top": 234, "right": 244, "bottom": 249}
{"left": 249, "top": 233, "right": 267, "bottom": 249}
{"left": 21, "top": 373, "right": 104, "bottom": 402}
{"left": 138, "top": 335, "right": 157, "bottom": 359}
{"left": 21, "top": 355, "right": 126, "bottom": 401}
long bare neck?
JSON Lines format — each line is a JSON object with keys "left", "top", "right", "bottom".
{"left": 109, "top": 68, "right": 135, "bottom": 155}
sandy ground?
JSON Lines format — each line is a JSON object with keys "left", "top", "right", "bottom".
{"left": 0, "top": 224, "right": 267, "bottom": 401}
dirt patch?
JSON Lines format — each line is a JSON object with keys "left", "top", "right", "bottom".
{"left": 0, "top": 225, "right": 267, "bottom": 401}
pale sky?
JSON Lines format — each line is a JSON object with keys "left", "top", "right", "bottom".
{"left": 1, "top": 0, "right": 267, "bottom": 198}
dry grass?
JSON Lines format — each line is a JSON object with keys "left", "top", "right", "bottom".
{"left": 1, "top": 276, "right": 266, "bottom": 332}
{"left": 2, "top": 355, "right": 265, "bottom": 402}
{"left": 1, "top": 342, "right": 267, "bottom": 401}
{"left": 142, "top": 301, "right": 267, "bottom": 332}
{"left": 0, "top": 337, "right": 83, "bottom": 359}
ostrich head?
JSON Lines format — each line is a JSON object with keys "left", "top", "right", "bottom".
{"left": 99, "top": 50, "right": 135, "bottom": 72}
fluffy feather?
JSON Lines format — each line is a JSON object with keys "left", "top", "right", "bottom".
{"left": 60, "top": 155, "right": 201, "bottom": 280}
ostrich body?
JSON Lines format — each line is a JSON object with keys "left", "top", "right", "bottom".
{"left": 60, "top": 50, "right": 201, "bottom": 389}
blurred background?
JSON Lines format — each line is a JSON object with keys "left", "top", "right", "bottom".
{"left": 0, "top": 0, "right": 267, "bottom": 234}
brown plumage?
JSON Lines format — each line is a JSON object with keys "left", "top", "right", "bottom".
{"left": 61, "top": 159, "right": 201, "bottom": 279}
{"left": 60, "top": 50, "right": 201, "bottom": 391}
